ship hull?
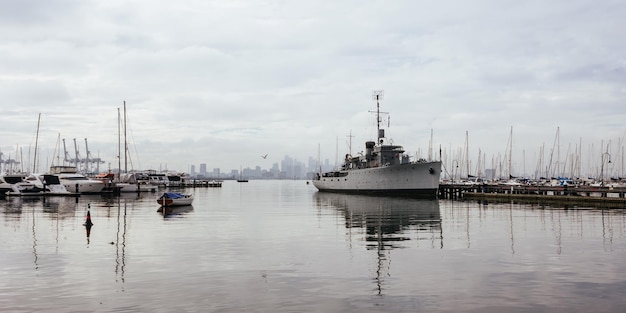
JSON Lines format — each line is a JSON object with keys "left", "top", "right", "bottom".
{"left": 313, "top": 161, "right": 441, "bottom": 198}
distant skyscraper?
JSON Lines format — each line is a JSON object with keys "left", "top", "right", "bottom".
{"left": 199, "top": 163, "right": 207, "bottom": 177}
{"left": 485, "top": 169, "right": 496, "bottom": 180}
{"left": 190, "top": 165, "right": 196, "bottom": 177}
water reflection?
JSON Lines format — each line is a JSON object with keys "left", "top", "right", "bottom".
{"left": 83, "top": 207, "right": 94, "bottom": 244}
{"left": 157, "top": 205, "right": 194, "bottom": 218}
{"left": 2, "top": 183, "right": 626, "bottom": 312}
{"left": 85, "top": 192, "right": 148, "bottom": 208}
{"left": 445, "top": 200, "right": 626, "bottom": 255}
{"left": 314, "top": 192, "right": 442, "bottom": 295}
{"left": 115, "top": 198, "right": 128, "bottom": 287}
{"left": 0, "top": 194, "right": 136, "bottom": 294}
{"left": 31, "top": 200, "right": 39, "bottom": 271}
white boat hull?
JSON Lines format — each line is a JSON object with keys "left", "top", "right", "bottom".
{"left": 48, "top": 166, "right": 105, "bottom": 193}
{"left": 157, "top": 194, "right": 194, "bottom": 206}
{"left": 117, "top": 183, "right": 157, "bottom": 193}
{"left": 62, "top": 181, "right": 105, "bottom": 194}
{"left": 313, "top": 161, "right": 441, "bottom": 197}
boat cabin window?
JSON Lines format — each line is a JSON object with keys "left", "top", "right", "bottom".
{"left": 3, "top": 176, "right": 25, "bottom": 184}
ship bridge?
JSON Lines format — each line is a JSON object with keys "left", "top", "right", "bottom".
{"left": 374, "top": 144, "right": 408, "bottom": 166}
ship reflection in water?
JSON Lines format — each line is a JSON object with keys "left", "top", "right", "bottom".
{"left": 314, "top": 192, "right": 442, "bottom": 295}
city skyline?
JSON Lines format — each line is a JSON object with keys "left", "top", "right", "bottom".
{"left": 2, "top": 129, "right": 624, "bottom": 182}
{"left": 187, "top": 155, "right": 335, "bottom": 180}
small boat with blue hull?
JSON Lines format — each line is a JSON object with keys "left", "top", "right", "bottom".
{"left": 157, "top": 192, "right": 194, "bottom": 206}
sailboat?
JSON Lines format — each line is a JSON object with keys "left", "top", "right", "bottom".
{"left": 237, "top": 166, "right": 248, "bottom": 182}
{"left": 110, "top": 102, "right": 156, "bottom": 193}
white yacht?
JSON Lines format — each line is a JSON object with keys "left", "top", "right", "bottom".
{"left": 117, "top": 172, "right": 157, "bottom": 192}
{"left": 0, "top": 174, "right": 46, "bottom": 196}
{"left": 94, "top": 172, "right": 157, "bottom": 193}
{"left": 39, "top": 174, "right": 74, "bottom": 195}
{"left": 49, "top": 166, "right": 105, "bottom": 194}
{"left": 145, "top": 171, "right": 170, "bottom": 187}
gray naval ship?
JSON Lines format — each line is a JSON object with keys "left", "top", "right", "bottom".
{"left": 312, "top": 91, "right": 442, "bottom": 198}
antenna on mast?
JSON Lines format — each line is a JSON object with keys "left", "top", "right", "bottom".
{"left": 347, "top": 130, "right": 354, "bottom": 157}
{"left": 369, "top": 90, "right": 388, "bottom": 143}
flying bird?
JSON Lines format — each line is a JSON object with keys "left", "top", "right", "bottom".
{"left": 261, "top": 154, "right": 268, "bottom": 159}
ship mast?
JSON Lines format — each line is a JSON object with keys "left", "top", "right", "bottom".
{"left": 370, "top": 90, "right": 388, "bottom": 144}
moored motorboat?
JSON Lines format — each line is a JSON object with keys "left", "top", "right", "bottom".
{"left": 1, "top": 173, "right": 75, "bottom": 197}
{"left": 49, "top": 166, "right": 105, "bottom": 194}
{"left": 95, "top": 172, "right": 157, "bottom": 193}
{"left": 1, "top": 174, "right": 47, "bottom": 196}
{"left": 156, "top": 192, "right": 194, "bottom": 206}
{"left": 40, "top": 174, "right": 75, "bottom": 195}
{"left": 312, "top": 91, "right": 442, "bottom": 198}
{"left": 207, "top": 180, "right": 222, "bottom": 187}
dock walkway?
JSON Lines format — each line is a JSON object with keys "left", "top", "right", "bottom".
{"left": 439, "top": 183, "right": 626, "bottom": 207}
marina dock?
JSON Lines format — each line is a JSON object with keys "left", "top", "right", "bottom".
{"left": 439, "top": 183, "right": 626, "bottom": 207}
{"left": 170, "top": 180, "right": 222, "bottom": 188}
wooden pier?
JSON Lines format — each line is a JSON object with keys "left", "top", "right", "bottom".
{"left": 182, "top": 179, "right": 222, "bottom": 188}
{"left": 439, "top": 183, "right": 626, "bottom": 208}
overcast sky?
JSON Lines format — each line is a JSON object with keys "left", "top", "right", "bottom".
{"left": 1, "top": 0, "right": 625, "bottom": 177}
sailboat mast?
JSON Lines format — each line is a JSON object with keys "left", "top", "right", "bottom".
{"left": 124, "top": 101, "right": 128, "bottom": 174}
{"left": 557, "top": 126, "right": 560, "bottom": 177}
{"left": 465, "top": 131, "right": 469, "bottom": 177}
{"left": 33, "top": 113, "right": 41, "bottom": 173}
{"left": 429, "top": 129, "right": 433, "bottom": 162}
{"left": 508, "top": 126, "right": 513, "bottom": 179}
{"left": 117, "top": 107, "right": 121, "bottom": 180}
{"left": 52, "top": 133, "right": 60, "bottom": 169}
{"left": 523, "top": 150, "right": 526, "bottom": 178}
{"left": 579, "top": 137, "right": 582, "bottom": 179}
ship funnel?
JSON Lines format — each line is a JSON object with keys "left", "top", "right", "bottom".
{"left": 365, "top": 141, "right": 376, "bottom": 159}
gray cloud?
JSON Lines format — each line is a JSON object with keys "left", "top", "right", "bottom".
{"left": 1, "top": 0, "right": 625, "bottom": 175}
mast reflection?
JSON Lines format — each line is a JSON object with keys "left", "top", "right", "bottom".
{"left": 115, "top": 197, "right": 128, "bottom": 288}
{"left": 314, "top": 192, "right": 442, "bottom": 295}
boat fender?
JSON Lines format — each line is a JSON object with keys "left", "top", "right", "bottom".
{"left": 429, "top": 168, "right": 435, "bottom": 174}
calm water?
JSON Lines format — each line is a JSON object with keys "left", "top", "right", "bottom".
{"left": 1, "top": 180, "right": 626, "bottom": 312}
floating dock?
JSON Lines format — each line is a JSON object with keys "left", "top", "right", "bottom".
{"left": 439, "top": 183, "right": 626, "bottom": 208}
{"left": 181, "top": 180, "right": 222, "bottom": 188}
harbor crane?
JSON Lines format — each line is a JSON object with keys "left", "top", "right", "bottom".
{"left": 59, "top": 138, "right": 105, "bottom": 174}
{"left": 0, "top": 151, "right": 20, "bottom": 174}
{"left": 62, "top": 139, "right": 74, "bottom": 165}
{"left": 73, "top": 138, "right": 84, "bottom": 170}
{"left": 84, "top": 138, "right": 105, "bottom": 174}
